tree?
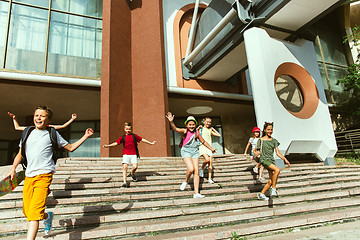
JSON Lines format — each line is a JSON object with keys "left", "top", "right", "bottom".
{"left": 336, "top": 26, "right": 360, "bottom": 117}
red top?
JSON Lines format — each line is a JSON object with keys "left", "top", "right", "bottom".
{"left": 116, "top": 134, "right": 142, "bottom": 155}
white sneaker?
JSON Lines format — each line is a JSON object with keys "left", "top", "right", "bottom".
{"left": 193, "top": 193, "right": 205, "bottom": 198}
{"left": 180, "top": 182, "right": 188, "bottom": 191}
{"left": 257, "top": 192, "right": 269, "bottom": 200}
{"left": 258, "top": 176, "right": 265, "bottom": 181}
{"left": 199, "top": 169, "right": 204, "bottom": 178}
{"left": 253, "top": 166, "right": 258, "bottom": 174}
{"left": 270, "top": 187, "right": 278, "bottom": 197}
{"left": 208, "top": 178, "right": 214, "bottom": 184}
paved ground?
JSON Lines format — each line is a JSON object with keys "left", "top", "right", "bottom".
{"left": 254, "top": 220, "right": 360, "bottom": 240}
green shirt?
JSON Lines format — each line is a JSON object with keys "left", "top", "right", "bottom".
{"left": 256, "top": 138, "right": 280, "bottom": 163}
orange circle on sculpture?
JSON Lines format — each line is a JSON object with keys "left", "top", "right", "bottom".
{"left": 274, "top": 62, "right": 319, "bottom": 119}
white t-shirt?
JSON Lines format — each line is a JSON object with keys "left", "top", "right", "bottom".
{"left": 249, "top": 137, "right": 259, "bottom": 150}
{"left": 19, "top": 129, "right": 68, "bottom": 177}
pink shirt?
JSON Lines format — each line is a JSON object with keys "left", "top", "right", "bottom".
{"left": 183, "top": 130, "right": 199, "bottom": 146}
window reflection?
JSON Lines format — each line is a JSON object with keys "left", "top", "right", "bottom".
{"left": 0, "top": 1, "right": 9, "bottom": 67}
{"left": 52, "top": 0, "right": 103, "bottom": 18}
{"left": 0, "top": 0, "right": 102, "bottom": 78}
{"left": 47, "top": 12, "right": 102, "bottom": 78}
{"left": 6, "top": 4, "right": 47, "bottom": 72}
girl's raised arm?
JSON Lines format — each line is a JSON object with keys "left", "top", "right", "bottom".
{"left": 211, "top": 127, "right": 221, "bottom": 137}
{"left": 166, "top": 112, "right": 186, "bottom": 134}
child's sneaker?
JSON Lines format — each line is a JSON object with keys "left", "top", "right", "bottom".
{"left": 258, "top": 176, "right": 265, "bottom": 181}
{"left": 130, "top": 174, "right": 138, "bottom": 182}
{"left": 199, "top": 169, "right": 204, "bottom": 178}
{"left": 257, "top": 192, "right": 269, "bottom": 200}
{"left": 44, "top": 211, "right": 53, "bottom": 235}
{"left": 252, "top": 166, "right": 258, "bottom": 174}
{"left": 180, "top": 182, "right": 188, "bottom": 191}
{"left": 121, "top": 183, "right": 128, "bottom": 188}
{"left": 208, "top": 178, "right": 214, "bottom": 184}
{"left": 270, "top": 187, "right": 278, "bottom": 197}
{"left": 193, "top": 193, "right": 205, "bottom": 198}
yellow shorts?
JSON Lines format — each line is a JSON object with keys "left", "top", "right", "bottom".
{"left": 23, "top": 172, "right": 53, "bottom": 221}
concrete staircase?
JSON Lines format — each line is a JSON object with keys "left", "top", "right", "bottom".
{"left": 1, "top": 155, "right": 360, "bottom": 239}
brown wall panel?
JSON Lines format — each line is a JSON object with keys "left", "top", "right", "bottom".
{"left": 130, "top": 0, "right": 170, "bottom": 156}
{"left": 101, "top": 0, "right": 133, "bottom": 157}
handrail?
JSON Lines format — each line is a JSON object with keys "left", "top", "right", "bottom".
{"left": 335, "top": 128, "right": 360, "bottom": 154}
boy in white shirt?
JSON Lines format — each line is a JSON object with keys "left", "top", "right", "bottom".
{"left": 7, "top": 106, "right": 94, "bottom": 240}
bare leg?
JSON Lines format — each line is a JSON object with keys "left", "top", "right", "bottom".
{"left": 182, "top": 157, "right": 195, "bottom": 184}
{"left": 261, "top": 170, "right": 273, "bottom": 194}
{"left": 27, "top": 221, "right": 39, "bottom": 240}
{"left": 260, "top": 164, "right": 280, "bottom": 194}
{"left": 258, "top": 165, "right": 264, "bottom": 179}
{"left": 122, "top": 163, "right": 128, "bottom": 183}
{"left": 208, "top": 156, "right": 213, "bottom": 179}
{"left": 131, "top": 163, "right": 138, "bottom": 175}
{"left": 201, "top": 154, "right": 210, "bottom": 169}
{"left": 191, "top": 158, "right": 200, "bottom": 194}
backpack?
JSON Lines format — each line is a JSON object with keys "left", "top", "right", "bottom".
{"left": 21, "top": 126, "right": 59, "bottom": 169}
{"left": 122, "top": 133, "right": 140, "bottom": 158}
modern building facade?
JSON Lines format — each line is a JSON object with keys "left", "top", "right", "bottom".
{"left": 0, "top": 0, "right": 359, "bottom": 165}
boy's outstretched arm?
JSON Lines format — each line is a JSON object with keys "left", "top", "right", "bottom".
{"left": 7, "top": 112, "right": 25, "bottom": 131}
{"left": 103, "top": 142, "right": 119, "bottom": 148}
{"left": 7, "top": 148, "right": 22, "bottom": 180}
{"left": 141, "top": 138, "right": 156, "bottom": 145}
{"left": 64, "top": 128, "right": 94, "bottom": 152}
{"left": 50, "top": 113, "right": 77, "bottom": 130}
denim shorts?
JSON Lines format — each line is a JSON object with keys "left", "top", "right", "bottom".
{"left": 181, "top": 147, "right": 200, "bottom": 159}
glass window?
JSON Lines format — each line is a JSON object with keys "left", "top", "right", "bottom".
{"left": 68, "top": 121, "right": 100, "bottom": 157}
{"left": 0, "top": 1, "right": 9, "bottom": 68}
{"left": 47, "top": 11, "right": 102, "bottom": 78}
{"left": 52, "top": 0, "right": 103, "bottom": 18}
{"left": 5, "top": 4, "right": 47, "bottom": 72}
{"left": 14, "top": 0, "right": 49, "bottom": 8}
{"left": 275, "top": 75, "right": 304, "bottom": 113}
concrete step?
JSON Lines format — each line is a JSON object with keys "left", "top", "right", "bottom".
{"left": 2, "top": 170, "right": 360, "bottom": 202}
{"left": 1, "top": 193, "right": 360, "bottom": 237}
{"left": 1, "top": 155, "right": 359, "bottom": 239}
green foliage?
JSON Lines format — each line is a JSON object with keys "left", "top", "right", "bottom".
{"left": 231, "top": 231, "right": 245, "bottom": 240}
{"left": 336, "top": 63, "right": 360, "bottom": 116}
{"left": 337, "top": 26, "right": 360, "bottom": 117}
{"left": 335, "top": 154, "right": 360, "bottom": 165}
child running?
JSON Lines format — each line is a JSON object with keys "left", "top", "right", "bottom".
{"left": 254, "top": 122, "right": 290, "bottom": 200}
{"left": 8, "top": 112, "right": 77, "bottom": 130}
{"left": 244, "top": 127, "right": 265, "bottom": 181}
{"left": 7, "top": 106, "right": 94, "bottom": 239}
{"left": 103, "top": 122, "right": 156, "bottom": 188}
{"left": 166, "top": 112, "right": 216, "bottom": 198}
{"left": 198, "top": 117, "right": 221, "bottom": 184}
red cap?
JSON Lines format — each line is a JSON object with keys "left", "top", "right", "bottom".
{"left": 252, "top": 127, "right": 261, "bottom": 133}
